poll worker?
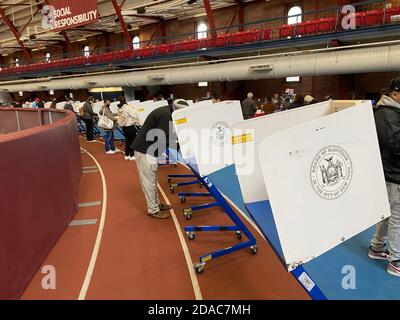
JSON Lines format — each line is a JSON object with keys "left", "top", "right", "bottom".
{"left": 117, "top": 96, "right": 139, "bottom": 161}
{"left": 369, "top": 76, "right": 400, "bottom": 277}
{"left": 241, "top": 92, "right": 257, "bottom": 119}
{"left": 132, "top": 99, "right": 189, "bottom": 219}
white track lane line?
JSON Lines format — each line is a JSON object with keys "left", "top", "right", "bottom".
{"left": 157, "top": 183, "right": 203, "bottom": 300}
{"left": 80, "top": 136, "right": 203, "bottom": 300}
{"left": 78, "top": 147, "right": 108, "bottom": 300}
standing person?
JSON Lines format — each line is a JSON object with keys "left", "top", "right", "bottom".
{"left": 241, "top": 92, "right": 257, "bottom": 119}
{"left": 117, "top": 96, "right": 139, "bottom": 160}
{"left": 64, "top": 97, "right": 74, "bottom": 113}
{"left": 82, "top": 96, "right": 97, "bottom": 142}
{"left": 132, "top": 99, "right": 189, "bottom": 219}
{"left": 99, "top": 99, "right": 117, "bottom": 154}
{"left": 36, "top": 97, "right": 44, "bottom": 109}
{"left": 288, "top": 94, "right": 305, "bottom": 110}
{"left": 368, "top": 77, "right": 400, "bottom": 277}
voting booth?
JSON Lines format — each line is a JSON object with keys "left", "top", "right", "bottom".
{"left": 170, "top": 100, "right": 258, "bottom": 273}
{"left": 135, "top": 100, "right": 168, "bottom": 126}
{"left": 231, "top": 100, "right": 391, "bottom": 298}
{"left": 173, "top": 100, "right": 243, "bottom": 176}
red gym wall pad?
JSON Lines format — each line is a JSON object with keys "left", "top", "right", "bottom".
{"left": 0, "top": 108, "right": 82, "bottom": 299}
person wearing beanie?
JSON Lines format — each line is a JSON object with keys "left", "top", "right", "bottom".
{"left": 369, "top": 76, "right": 400, "bottom": 277}
{"left": 132, "top": 99, "right": 188, "bottom": 219}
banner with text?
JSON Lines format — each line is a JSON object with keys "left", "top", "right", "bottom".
{"left": 47, "top": 0, "right": 99, "bottom": 31}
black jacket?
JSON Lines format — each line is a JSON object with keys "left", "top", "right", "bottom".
{"left": 132, "top": 106, "right": 174, "bottom": 157}
{"left": 375, "top": 96, "right": 400, "bottom": 184}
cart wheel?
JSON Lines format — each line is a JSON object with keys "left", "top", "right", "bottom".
{"left": 186, "top": 231, "right": 195, "bottom": 240}
{"left": 179, "top": 196, "right": 186, "bottom": 203}
{"left": 184, "top": 208, "right": 192, "bottom": 220}
{"left": 235, "top": 231, "right": 243, "bottom": 240}
{"left": 194, "top": 263, "right": 205, "bottom": 274}
{"left": 250, "top": 245, "right": 258, "bottom": 255}
{"left": 168, "top": 177, "right": 171, "bottom": 183}
{"left": 199, "top": 183, "right": 203, "bottom": 188}
{"left": 170, "top": 188, "right": 175, "bottom": 193}
{"left": 185, "top": 213, "right": 192, "bottom": 220}
{"left": 174, "top": 164, "right": 178, "bottom": 167}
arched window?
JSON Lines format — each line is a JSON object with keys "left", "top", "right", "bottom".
{"left": 83, "top": 45, "right": 90, "bottom": 58}
{"left": 45, "top": 52, "right": 51, "bottom": 63}
{"left": 288, "top": 6, "right": 302, "bottom": 25}
{"left": 132, "top": 36, "right": 140, "bottom": 50}
{"left": 197, "top": 23, "right": 208, "bottom": 39}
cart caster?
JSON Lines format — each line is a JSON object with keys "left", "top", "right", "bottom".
{"left": 250, "top": 245, "right": 258, "bottom": 255}
{"left": 186, "top": 231, "right": 195, "bottom": 240}
{"left": 235, "top": 231, "right": 243, "bottom": 240}
{"left": 174, "top": 164, "right": 178, "bottom": 167}
{"left": 199, "top": 183, "right": 203, "bottom": 188}
{"left": 194, "top": 262, "right": 206, "bottom": 274}
{"left": 168, "top": 177, "right": 172, "bottom": 183}
{"left": 170, "top": 184, "right": 177, "bottom": 193}
{"left": 179, "top": 196, "right": 186, "bottom": 203}
{"left": 184, "top": 208, "right": 192, "bottom": 220}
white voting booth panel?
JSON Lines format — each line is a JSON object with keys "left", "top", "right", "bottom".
{"left": 257, "top": 101, "right": 390, "bottom": 270}
{"left": 73, "top": 102, "right": 84, "bottom": 113}
{"left": 44, "top": 102, "right": 52, "bottom": 109}
{"left": 92, "top": 101, "right": 103, "bottom": 115}
{"left": 128, "top": 100, "right": 140, "bottom": 107}
{"left": 232, "top": 101, "right": 332, "bottom": 204}
{"left": 136, "top": 100, "right": 168, "bottom": 125}
{"left": 56, "top": 102, "right": 66, "bottom": 110}
{"left": 110, "top": 102, "right": 119, "bottom": 114}
{"left": 173, "top": 100, "right": 243, "bottom": 176}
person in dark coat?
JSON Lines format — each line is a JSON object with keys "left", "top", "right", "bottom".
{"left": 369, "top": 77, "right": 400, "bottom": 277}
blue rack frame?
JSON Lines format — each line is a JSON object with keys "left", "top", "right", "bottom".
{"left": 180, "top": 163, "right": 258, "bottom": 273}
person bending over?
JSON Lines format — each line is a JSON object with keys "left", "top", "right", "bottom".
{"left": 132, "top": 99, "right": 189, "bottom": 219}
{"left": 369, "top": 77, "right": 400, "bottom": 277}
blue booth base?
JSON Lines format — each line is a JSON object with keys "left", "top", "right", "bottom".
{"left": 209, "top": 165, "right": 400, "bottom": 300}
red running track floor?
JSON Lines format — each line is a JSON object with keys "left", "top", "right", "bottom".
{"left": 22, "top": 138, "right": 309, "bottom": 300}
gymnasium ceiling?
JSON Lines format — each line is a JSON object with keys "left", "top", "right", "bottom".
{"left": 0, "top": 0, "right": 257, "bottom": 56}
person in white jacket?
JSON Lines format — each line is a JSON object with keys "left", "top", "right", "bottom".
{"left": 117, "top": 96, "right": 139, "bottom": 160}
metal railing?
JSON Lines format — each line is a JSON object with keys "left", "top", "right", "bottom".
{"left": 0, "top": 0, "right": 397, "bottom": 74}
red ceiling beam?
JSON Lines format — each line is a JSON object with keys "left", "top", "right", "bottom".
{"left": 19, "top": 7, "right": 41, "bottom": 35}
{"left": 203, "top": 0, "right": 217, "bottom": 39}
{"left": 111, "top": 0, "right": 133, "bottom": 46}
{"left": 0, "top": 7, "right": 32, "bottom": 62}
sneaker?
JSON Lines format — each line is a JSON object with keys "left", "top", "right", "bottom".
{"left": 129, "top": 156, "right": 136, "bottom": 161}
{"left": 159, "top": 203, "right": 172, "bottom": 211}
{"left": 368, "top": 245, "right": 390, "bottom": 260}
{"left": 149, "top": 211, "right": 170, "bottom": 219}
{"left": 105, "top": 150, "right": 115, "bottom": 155}
{"left": 387, "top": 260, "right": 400, "bottom": 277}
{"left": 124, "top": 156, "right": 130, "bottom": 160}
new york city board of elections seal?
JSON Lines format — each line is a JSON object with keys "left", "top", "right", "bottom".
{"left": 310, "top": 145, "right": 352, "bottom": 200}
{"left": 210, "top": 121, "right": 229, "bottom": 147}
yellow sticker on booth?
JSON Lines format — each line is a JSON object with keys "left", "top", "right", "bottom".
{"left": 231, "top": 133, "right": 253, "bottom": 145}
{"left": 138, "top": 108, "right": 145, "bottom": 112}
{"left": 175, "top": 118, "right": 187, "bottom": 125}
{"left": 202, "top": 255, "right": 212, "bottom": 262}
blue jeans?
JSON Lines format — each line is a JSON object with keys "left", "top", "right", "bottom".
{"left": 104, "top": 130, "right": 115, "bottom": 152}
{"left": 371, "top": 181, "right": 400, "bottom": 261}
